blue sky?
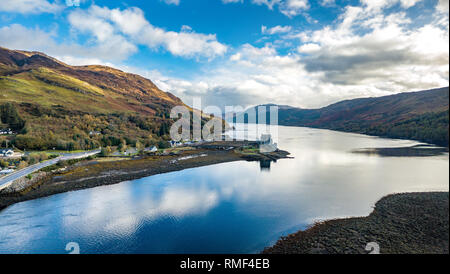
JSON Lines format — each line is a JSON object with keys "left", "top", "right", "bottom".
{"left": 0, "top": 0, "right": 448, "bottom": 109}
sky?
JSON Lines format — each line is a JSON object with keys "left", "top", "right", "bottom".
{"left": 0, "top": 0, "right": 448, "bottom": 109}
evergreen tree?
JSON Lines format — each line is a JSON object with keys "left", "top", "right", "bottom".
{"left": 0, "top": 103, "right": 26, "bottom": 131}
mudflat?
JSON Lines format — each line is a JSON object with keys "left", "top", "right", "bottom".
{"left": 263, "top": 192, "right": 449, "bottom": 254}
{"left": 0, "top": 143, "right": 290, "bottom": 210}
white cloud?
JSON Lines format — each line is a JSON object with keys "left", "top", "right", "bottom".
{"left": 399, "top": 0, "right": 422, "bottom": 8}
{"left": 320, "top": 0, "right": 335, "bottom": 6}
{"left": 360, "top": 0, "right": 423, "bottom": 11}
{"left": 155, "top": 1, "right": 448, "bottom": 109}
{"left": 290, "top": 2, "right": 448, "bottom": 90}
{"left": 162, "top": 0, "right": 180, "bottom": 5}
{"left": 0, "top": 5, "right": 227, "bottom": 62}
{"left": 279, "top": 0, "right": 309, "bottom": 17}
{"left": 0, "top": 0, "right": 447, "bottom": 110}
{"left": 261, "top": 25, "right": 292, "bottom": 34}
{"left": 297, "top": 43, "right": 321, "bottom": 53}
{"left": 0, "top": 24, "right": 136, "bottom": 63}
{"left": 223, "top": 0, "right": 309, "bottom": 17}
{"left": 0, "top": 0, "right": 64, "bottom": 14}
{"left": 222, "top": 0, "right": 244, "bottom": 3}
{"left": 153, "top": 43, "right": 328, "bottom": 109}
{"left": 0, "top": 24, "right": 55, "bottom": 50}
{"left": 251, "top": 0, "right": 282, "bottom": 10}
{"left": 253, "top": 0, "right": 309, "bottom": 17}
{"left": 68, "top": 5, "right": 227, "bottom": 59}
{"left": 230, "top": 53, "right": 242, "bottom": 61}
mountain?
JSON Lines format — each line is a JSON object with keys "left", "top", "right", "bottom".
{"left": 0, "top": 46, "right": 202, "bottom": 151}
{"left": 0, "top": 46, "right": 183, "bottom": 114}
{"left": 233, "top": 87, "right": 449, "bottom": 146}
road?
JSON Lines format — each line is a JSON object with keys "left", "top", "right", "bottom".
{"left": 0, "top": 149, "right": 101, "bottom": 191}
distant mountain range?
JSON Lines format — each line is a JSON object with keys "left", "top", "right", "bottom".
{"left": 1, "top": 46, "right": 448, "bottom": 149}
{"left": 232, "top": 87, "right": 449, "bottom": 146}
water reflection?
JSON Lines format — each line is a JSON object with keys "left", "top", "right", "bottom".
{"left": 259, "top": 160, "right": 272, "bottom": 171}
{"left": 353, "top": 145, "right": 449, "bottom": 157}
{"left": 0, "top": 125, "right": 448, "bottom": 254}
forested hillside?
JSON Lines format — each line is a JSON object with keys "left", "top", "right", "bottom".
{"left": 234, "top": 87, "right": 449, "bottom": 146}
{"left": 0, "top": 47, "right": 207, "bottom": 151}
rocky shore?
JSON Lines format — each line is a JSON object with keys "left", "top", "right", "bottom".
{"left": 0, "top": 142, "right": 290, "bottom": 210}
{"left": 263, "top": 192, "right": 449, "bottom": 254}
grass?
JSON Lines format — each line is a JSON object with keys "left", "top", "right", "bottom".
{"left": 0, "top": 68, "right": 150, "bottom": 115}
{"left": 33, "top": 67, "right": 105, "bottom": 96}
{"left": 0, "top": 76, "right": 110, "bottom": 114}
{"left": 38, "top": 164, "right": 60, "bottom": 173}
{"left": 37, "top": 150, "right": 91, "bottom": 154}
{"left": 237, "top": 147, "right": 260, "bottom": 156}
{"left": 95, "top": 157, "right": 130, "bottom": 163}
{"left": 163, "top": 147, "right": 195, "bottom": 153}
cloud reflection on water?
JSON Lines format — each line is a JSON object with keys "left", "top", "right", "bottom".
{"left": 0, "top": 125, "right": 448, "bottom": 253}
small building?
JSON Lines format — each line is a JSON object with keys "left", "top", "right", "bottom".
{"left": 0, "top": 128, "right": 13, "bottom": 135}
{"left": 89, "top": 131, "right": 101, "bottom": 136}
{"left": 0, "top": 168, "right": 15, "bottom": 175}
{"left": 258, "top": 134, "right": 278, "bottom": 153}
{"left": 0, "top": 149, "right": 14, "bottom": 157}
{"left": 169, "top": 140, "right": 182, "bottom": 147}
{"left": 144, "top": 146, "right": 158, "bottom": 153}
{"left": 124, "top": 148, "right": 137, "bottom": 156}
{"left": 260, "top": 134, "right": 272, "bottom": 144}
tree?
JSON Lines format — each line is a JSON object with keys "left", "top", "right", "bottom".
{"left": 0, "top": 103, "right": 26, "bottom": 131}
{"left": 39, "top": 152, "right": 48, "bottom": 161}
{"left": 100, "top": 146, "right": 112, "bottom": 157}
{"left": 18, "top": 161, "right": 28, "bottom": 169}
{"left": 135, "top": 140, "right": 143, "bottom": 152}
{"left": 0, "top": 160, "right": 8, "bottom": 168}
{"left": 158, "top": 123, "right": 170, "bottom": 137}
{"left": 119, "top": 139, "right": 127, "bottom": 152}
{"left": 157, "top": 140, "right": 170, "bottom": 149}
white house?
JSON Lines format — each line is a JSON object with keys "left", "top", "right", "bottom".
{"left": 0, "top": 149, "right": 14, "bottom": 157}
{"left": 169, "top": 140, "right": 182, "bottom": 147}
{"left": 144, "top": 146, "right": 158, "bottom": 153}
{"left": 260, "top": 134, "right": 272, "bottom": 144}
{"left": 259, "top": 134, "right": 278, "bottom": 153}
{"left": 0, "top": 129, "right": 13, "bottom": 135}
{"left": 0, "top": 168, "right": 14, "bottom": 175}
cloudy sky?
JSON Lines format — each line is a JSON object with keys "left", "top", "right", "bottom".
{"left": 0, "top": 0, "right": 448, "bottom": 109}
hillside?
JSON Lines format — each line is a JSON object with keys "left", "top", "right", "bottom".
{"left": 233, "top": 87, "right": 449, "bottom": 146}
{"left": 0, "top": 46, "right": 184, "bottom": 114}
{"left": 0, "top": 46, "right": 201, "bottom": 151}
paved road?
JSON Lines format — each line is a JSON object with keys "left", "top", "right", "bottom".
{"left": 0, "top": 149, "right": 101, "bottom": 191}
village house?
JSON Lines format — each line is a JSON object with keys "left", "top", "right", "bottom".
{"left": 144, "top": 146, "right": 158, "bottom": 153}
{"left": 258, "top": 134, "right": 278, "bottom": 153}
{"left": 0, "top": 128, "right": 13, "bottom": 135}
{"left": 89, "top": 131, "right": 101, "bottom": 136}
{"left": 0, "top": 168, "right": 15, "bottom": 175}
{"left": 0, "top": 148, "right": 14, "bottom": 157}
{"left": 169, "top": 140, "right": 183, "bottom": 147}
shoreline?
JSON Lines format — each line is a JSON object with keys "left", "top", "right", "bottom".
{"left": 262, "top": 192, "right": 449, "bottom": 254}
{"left": 0, "top": 142, "right": 291, "bottom": 210}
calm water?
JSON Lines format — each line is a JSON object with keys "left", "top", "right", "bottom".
{"left": 0, "top": 125, "right": 448, "bottom": 254}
